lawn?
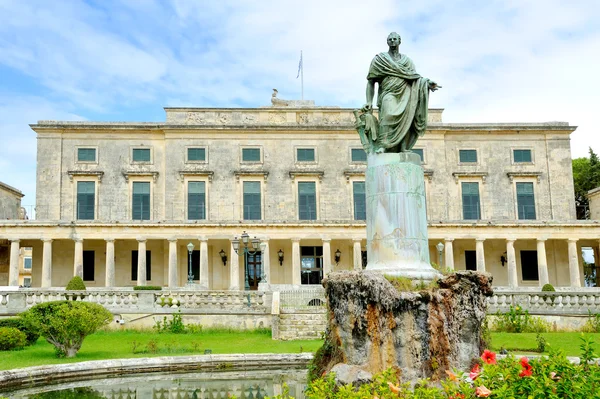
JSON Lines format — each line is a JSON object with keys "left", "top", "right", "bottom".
{"left": 3, "top": 331, "right": 600, "bottom": 371}
{"left": 0, "top": 329, "right": 323, "bottom": 371}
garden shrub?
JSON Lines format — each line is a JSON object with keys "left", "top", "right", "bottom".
{"left": 541, "top": 283, "right": 555, "bottom": 292}
{"left": 133, "top": 285, "right": 162, "bottom": 290}
{"left": 492, "top": 305, "right": 550, "bottom": 333}
{"left": 20, "top": 301, "right": 112, "bottom": 358}
{"left": 0, "top": 327, "right": 27, "bottom": 350}
{"left": 584, "top": 310, "right": 600, "bottom": 333}
{"left": 296, "top": 337, "right": 600, "bottom": 399}
{"left": 0, "top": 317, "right": 40, "bottom": 345}
{"left": 65, "top": 276, "right": 86, "bottom": 290}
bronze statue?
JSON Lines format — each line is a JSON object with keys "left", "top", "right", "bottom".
{"left": 356, "top": 32, "right": 441, "bottom": 154}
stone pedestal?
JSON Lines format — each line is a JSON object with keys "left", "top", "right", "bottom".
{"left": 365, "top": 152, "right": 439, "bottom": 281}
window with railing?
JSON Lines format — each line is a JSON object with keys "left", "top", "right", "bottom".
{"left": 132, "top": 182, "right": 150, "bottom": 220}
{"left": 298, "top": 182, "right": 317, "bottom": 220}
{"left": 353, "top": 181, "right": 366, "bottom": 220}
{"left": 516, "top": 182, "right": 536, "bottom": 220}
{"left": 188, "top": 181, "right": 206, "bottom": 220}
{"left": 243, "top": 181, "right": 261, "bottom": 220}
{"left": 77, "top": 181, "right": 95, "bottom": 220}
{"left": 461, "top": 182, "right": 480, "bottom": 220}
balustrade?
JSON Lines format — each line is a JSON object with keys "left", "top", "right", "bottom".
{"left": 487, "top": 291, "right": 600, "bottom": 315}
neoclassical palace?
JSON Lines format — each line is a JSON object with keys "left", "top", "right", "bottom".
{"left": 0, "top": 104, "right": 597, "bottom": 290}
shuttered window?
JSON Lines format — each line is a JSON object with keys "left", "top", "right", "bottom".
{"left": 132, "top": 182, "right": 150, "bottom": 220}
{"left": 462, "top": 182, "right": 481, "bottom": 220}
{"left": 188, "top": 148, "right": 206, "bottom": 161}
{"left": 516, "top": 182, "right": 536, "bottom": 220}
{"left": 514, "top": 149, "right": 532, "bottom": 163}
{"left": 77, "top": 148, "right": 96, "bottom": 162}
{"left": 188, "top": 181, "right": 206, "bottom": 220}
{"left": 242, "top": 148, "right": 261, "bottom": 162}
{"left": 459, "top": 149, "right": 477, "bottom": 163}
{"left": 353, "top": 181, "right": 366, "bottom": 220}
{"left": 243, "top": 181, "right": 262, "bottom": 220}
{"left": 351, "top": 148, "right": 367, "bottom": 162}
{"left": 298, "top": 182, "right": 317, "bottom": 220}
{"left": 297, "top": 148, "right": 315, "bottom": 162}
{"left": 132, "top": 148, "right": 151, "bottom": 162}
{"left": 77, "top": 181, "right": 95, "bottom": 220}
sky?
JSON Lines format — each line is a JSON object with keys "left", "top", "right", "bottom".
{"left": 1, "top": 0, "right": 600, "bottom": 212}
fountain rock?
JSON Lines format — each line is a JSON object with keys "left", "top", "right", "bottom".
{"left": 315, "top": 270, "right": 493, "bottom": 383}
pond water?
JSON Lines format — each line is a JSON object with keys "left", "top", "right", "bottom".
{"left": 3, "top": 368, "right": 307, "bottom": 399}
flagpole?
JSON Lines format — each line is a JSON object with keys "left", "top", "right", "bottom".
{"left": 300, "top": 50, "right": 304, "bottom": 100}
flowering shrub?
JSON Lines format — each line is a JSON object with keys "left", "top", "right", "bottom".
{"left": 275, "top": 336, "right": 600, "bottom": 398}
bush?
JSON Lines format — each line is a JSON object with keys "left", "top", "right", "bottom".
{"left": 541, "top": 283, "right": 555, "bottom": 292}
{"left": 20, "top": 301, "right": 112, "bottom": 358}
{"left": 492, "top": 305, "right": 550, "bottom": 333}
{"left": 133, "top": 285, "right": 162, "bottom": 290}
{"left": 301, "top": 337, "right": 600, "bottom": 398}
{"left": 0, "top": 327, "right": 27, "bottom": 350}
{"left": 65, "top": 276, "right": 86, "bottom": 290}
{"left": 0, "top": 317, "right": 40, "bottom": 345}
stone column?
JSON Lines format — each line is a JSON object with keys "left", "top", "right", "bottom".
{"left": 137, "top": 239, "right": 147, "bottom": 286}
{"left": 568, "top": 238, "right": 581, "bottom": 288}
{"left": 537, "top": 239, "right": 549, "bottom": 287}
{"left": 353, "top": 239, "right": 362, "bottom": 270}
{"left": 199, "top": 238, "right": 209, "bottom": 289}
{"left": 506, "top": 239, "right": 518, "bottom": 288}
{"left": 73, "top": 238, "right": 84, "bottom": 278}
{"left": 261, "top": 239, "right": 270, "bottom": 284}
{"left": 8, "top": 239, "right": 20, "bottom": 287}
{"left": 292, "top": 238, "right": 301, "bottom": 285}
{"left": 105, "top": 239, "right": 115, "bottom": 287}
{"left": 322, "top": 239, "right": 332, "bottom": 275}
{"left": 229, "top": 239, "right": 240, "bottom": 290}
{"left": 167, "top": 238, "right": 178, "bottom": 288}
{"left": 41, "top": 239, "right": 53, "bottom": 288}
{"left": 444, "top": 238, "right": 454, "bottom": 271}
{"left": 475, "top": 238, "right": 486, "bottom": 272}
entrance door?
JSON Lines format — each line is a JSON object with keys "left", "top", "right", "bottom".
{"left": 245, "top": 251, "right": 262, "bottom": 290}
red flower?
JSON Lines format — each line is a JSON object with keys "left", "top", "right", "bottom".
{"left": 469, "top": 364, "right": 481, "bottom": 380}
{"left": 519, "top": 357, "right": 533, "bottom": 377}
{"left": 450, "top": 394, "right": 465, "bottom": 399}
{"left": 481, "top": 350, "right": 497, "bottom": 365}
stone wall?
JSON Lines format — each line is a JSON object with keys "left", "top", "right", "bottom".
{"left": 0, "top": 182, "right": 23, "bottom": 220}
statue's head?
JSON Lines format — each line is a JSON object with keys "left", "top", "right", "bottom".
{"left": 387, "top": 32, "right": 401, "bottom": 47}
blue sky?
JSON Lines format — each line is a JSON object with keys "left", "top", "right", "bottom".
{"left": 1, "top": 0, "right": 600, "bottom": 212}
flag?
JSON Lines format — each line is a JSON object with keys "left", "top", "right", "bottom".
{"left": 296, "top": 51, "right": 303, "bottom": 79}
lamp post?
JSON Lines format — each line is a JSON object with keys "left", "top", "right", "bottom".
{"left": 232, "top": 231, "right": 261, "bottom": 291}
{"left": 187, "top": 242, "right": 194, "bottom": 285}
{"left": 436, "top": 242, "right": 444, "bottom": 269}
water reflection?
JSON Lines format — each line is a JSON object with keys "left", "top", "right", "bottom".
{"left": 5, "top": 369, "right": 307, "bottom": 399}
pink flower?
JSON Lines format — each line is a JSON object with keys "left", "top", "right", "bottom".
{"left": 469, "top": 364, "right": 481, "bottom": 380}
{"left": 481, "top": 350, "right": 497, "bottom": 365}
{"left": 476, "top": 385, "right": 492, "bottom": 397}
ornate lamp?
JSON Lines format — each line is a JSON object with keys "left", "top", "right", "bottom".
{"left": 278, "top": 249, "right": 284, "bottom": 266}
{"left": 186, "top": 242, "right": 195, "bottom": 284}
{"left": 219, "top": 249, "right": 227, "bottom": 266}
{"left": 334, "top": 249, "right": 341, "bottom": 265}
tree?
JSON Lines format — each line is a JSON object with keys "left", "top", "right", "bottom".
{"left": 21, "top": 301, "right": 112, "bottom": 358}
{"left": 573, "top": 147, "right": 600, "bottom": 219}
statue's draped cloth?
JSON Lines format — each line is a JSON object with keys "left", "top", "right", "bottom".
{"left": 367, "top": 52, "right": 429, "bottom": 149}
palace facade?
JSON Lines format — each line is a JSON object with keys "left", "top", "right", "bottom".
{"left": 1, "top": 105, "right": 597, "bottom": 290}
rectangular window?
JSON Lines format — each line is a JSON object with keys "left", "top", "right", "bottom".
{"left": 77, "top": 181, "right": 95, "bottom": 220}
{"left": 514, "top": 149, "right": 532, "bottom": 163}
{"left": 243, "top": 181, "right": 262, "bottom": 220}
{"left": 187, "top": 147, "right": 206, "bottom": 162}
{"left": 245, "top": 251, "right": 263, "bottom": 290}
{"left": 23, "top": 277, "right": 31, "bottom": 287}
{"left": 413, "top": 148, "right": 424, "bottom": 162}
{"left": 132, "top": 182, "right": 150, "bottom": 220}
{"left": 188, "top": 181, "right": 206, "bottom": 220}
{"left": 23, "top": 257, "right": 32, "bottom": 269}
{"left": 298, "top": 182, "right": 317, "bottom": 220}
{"left": 351, "top": 148, "right": 367, "bottom": 162}
{"left": 516, "top": 182, "right": 536, "bottom": 220}
{"left": 132, "top": 148, "right": 151, "bottom": 162}
{"left": 459, "top": 149, "right": 477, "bottom": 163}
{"left": 462, "top": 182, "right": 481, "bottom": 220}
{"left": 83, "top": 250, "right": 95, "bottom": 281}
{"left": 77, "top": 148, "right": 96, "bottom": 162}
{"left": 301, "top": 246, "right": 323, "bottom": 285}
{"left": 353, "top": 181, "right": 366, "bottom": 220}
{"left": 297, "top": 148, "right": 315, "bottom": 162}
{"left": 131, "top": 250, "right": 152, "bottom": 281}
{"left": 191, "top": 250, "right": 200, "bottom": 281}
{"left": 465, "top": 250, "right": 476, "bottom": 271}
{"left": 521, "top": 250, "right": 539, "bottom": 281}
{"left": 242, "top": 148, "right": 261, "bottom": 162}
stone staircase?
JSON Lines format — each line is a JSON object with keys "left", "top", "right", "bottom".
{"left": 275, "top": 310, "right": 327, "bottom": 340}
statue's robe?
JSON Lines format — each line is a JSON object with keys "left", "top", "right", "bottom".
{"left": 367, "top": 52, "right": 429, "bottom": 151}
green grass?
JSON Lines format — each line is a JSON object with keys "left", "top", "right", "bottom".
{"left": 0, "top": 329, "right": 323, "bottom": 370}
{"left": 490, "top": 332, "right": 600, "bottom": 356}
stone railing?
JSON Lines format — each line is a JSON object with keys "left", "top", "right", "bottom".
{"left": 279, "top": 288, "right": 326, "bottom": 312}
{"left": 0, "top": 290, "right": 270, "bottom": 316}
{"left": 487, "top": 291, "right": 600, "bottom": 315}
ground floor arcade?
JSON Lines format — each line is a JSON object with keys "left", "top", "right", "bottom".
{"left": 0, "top": 222, "right": 598, "bottom": 289}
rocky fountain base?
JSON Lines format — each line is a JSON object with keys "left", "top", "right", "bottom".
{"left": 313, "top": 270, "right": 493, "bottom": 384}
